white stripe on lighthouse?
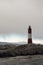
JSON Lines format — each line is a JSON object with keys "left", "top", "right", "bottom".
{"left": 28, "top": 33, "right": 32, "bottom": 39}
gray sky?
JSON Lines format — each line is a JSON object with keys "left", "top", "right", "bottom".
{"left": 0, "top": 0, "right": 43, "bottom": 39}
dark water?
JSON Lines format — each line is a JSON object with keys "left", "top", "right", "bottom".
{"left": 0, "top": 55, "right": 43, "bottom": 65}
{"left": 1, "top": 59, "right": 43, "bottom": 65}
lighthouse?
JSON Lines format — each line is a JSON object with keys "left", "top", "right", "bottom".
{"left": 28, "top": 25, "right": 32, "bottom": 44}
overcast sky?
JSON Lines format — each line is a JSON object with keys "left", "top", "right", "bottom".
{"left": 0, "top": 0, "right": 43, "bottom": 39}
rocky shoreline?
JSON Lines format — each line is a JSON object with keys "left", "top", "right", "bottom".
{"left": 0, "top": 43, "right": 43, "bottom": 57}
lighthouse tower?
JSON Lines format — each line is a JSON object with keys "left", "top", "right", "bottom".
{"left": 28, "top": 25, "right": 32, "bottom": 44}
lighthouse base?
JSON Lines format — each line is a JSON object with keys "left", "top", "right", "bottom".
{"left": 28, "top": 38, "right": 32, "bottom": 44}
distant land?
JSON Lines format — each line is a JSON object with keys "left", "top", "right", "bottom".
{"left": 0, "top": 42, "right": 27, "bottom": 46}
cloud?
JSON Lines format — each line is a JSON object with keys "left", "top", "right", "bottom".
{"left": 0, "top": 34, "right": 43, "bottom": 45}
{"left": 0, "top": 0, "right": 43, "bottom": 39}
